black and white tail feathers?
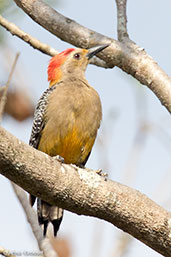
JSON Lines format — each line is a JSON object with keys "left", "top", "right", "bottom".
{"left": 30, "top": 195, "right": 63, "bottom": 236}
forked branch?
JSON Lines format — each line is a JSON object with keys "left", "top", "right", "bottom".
{"left": 12, "top": 0, "right": 171, "bottom": 113}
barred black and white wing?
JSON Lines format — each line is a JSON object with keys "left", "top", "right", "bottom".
{"left": 29, "top": 86, "right": 55, "bottom": 148}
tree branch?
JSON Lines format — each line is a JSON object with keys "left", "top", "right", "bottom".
{"left": 0, "top": 126, "right": 171, "bottom": 256}
{"left": 115, "top": 0, "right": 129, "bottom": 41}
{"left": 0, "top": 14, "right": 108, "bottom": 68}
{"left": 12, "top": 0, "right": 171, "bottom": 113}
{"left": 0, "top": 53, "right": 20, "bottom": 122}
{"left": 0, "top": 14, "right": 58, "bottom": 57}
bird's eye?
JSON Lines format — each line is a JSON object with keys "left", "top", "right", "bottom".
{"left": 74, "top": 53, "right": 81, "bottom": 60}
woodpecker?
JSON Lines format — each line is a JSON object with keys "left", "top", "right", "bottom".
{"left": 29, "top": 44, "right": 109, "bottom": 236}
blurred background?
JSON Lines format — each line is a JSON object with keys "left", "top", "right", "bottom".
{"left": 0, "top": 0, "right": 171, "bottom": 256}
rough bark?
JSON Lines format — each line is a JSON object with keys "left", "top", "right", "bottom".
{"left": 0, "top": 126, "right": 171, "bottom": 256}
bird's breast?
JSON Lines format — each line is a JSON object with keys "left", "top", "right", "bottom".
{"left": 38, "top": 80, "right": 102, "bottom": 166}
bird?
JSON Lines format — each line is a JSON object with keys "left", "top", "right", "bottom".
{"left": 29, "top": 44, "right": 109, "bottom": 237}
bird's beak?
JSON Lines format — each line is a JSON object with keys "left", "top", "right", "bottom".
{"left": 86, "top": 44, "right": 109, "bottom": 60}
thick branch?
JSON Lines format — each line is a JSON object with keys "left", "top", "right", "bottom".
{"left": 13, "top": 0, "right": 171, "bottom": 113}
{"left": 115, "top": 0, "right": 129, "bottom": 41}
{"left": 0, "top": 126, "right": 171, "bottom": 256}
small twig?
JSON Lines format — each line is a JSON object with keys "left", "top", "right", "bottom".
{"left": 0, "top": 52, "right": 20, "bottom": 122}
{"left": 115, "top": 0, "right": 129, "bottom": 41}
{"left": 90, "top": 56, "right": 109, "bottom": 68}
{"left": 0, "top": 247, "right": 16, "bottom": 257}
{"left": 11, "top": 183, "right": 59, "bottom": 257}
{"left": 0, "top": 14, "right": 108, "bottom": 68}
{"left": 0, "top": 15, "right": 58, "bottom": 57}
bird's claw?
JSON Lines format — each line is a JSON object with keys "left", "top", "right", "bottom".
{"left": 53, "top": 155, "right": 65, "bottom": 163}
{"left": 96, "top": 169, "right": 108, "bottom": 180}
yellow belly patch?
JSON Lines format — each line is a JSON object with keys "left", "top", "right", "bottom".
{"left": 38, "top": 125, "right": 95, "bottom": 165}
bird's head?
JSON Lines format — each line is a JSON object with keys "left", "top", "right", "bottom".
{"left": 48, "top": 44, "right": 109, "bottom": 87}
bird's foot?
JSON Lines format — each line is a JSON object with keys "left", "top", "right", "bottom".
{"left": 53, "top": 155, "right": 65, "bottom": 163}
{"left": 96, "top": 169, "right": 108, "bottom": 180}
